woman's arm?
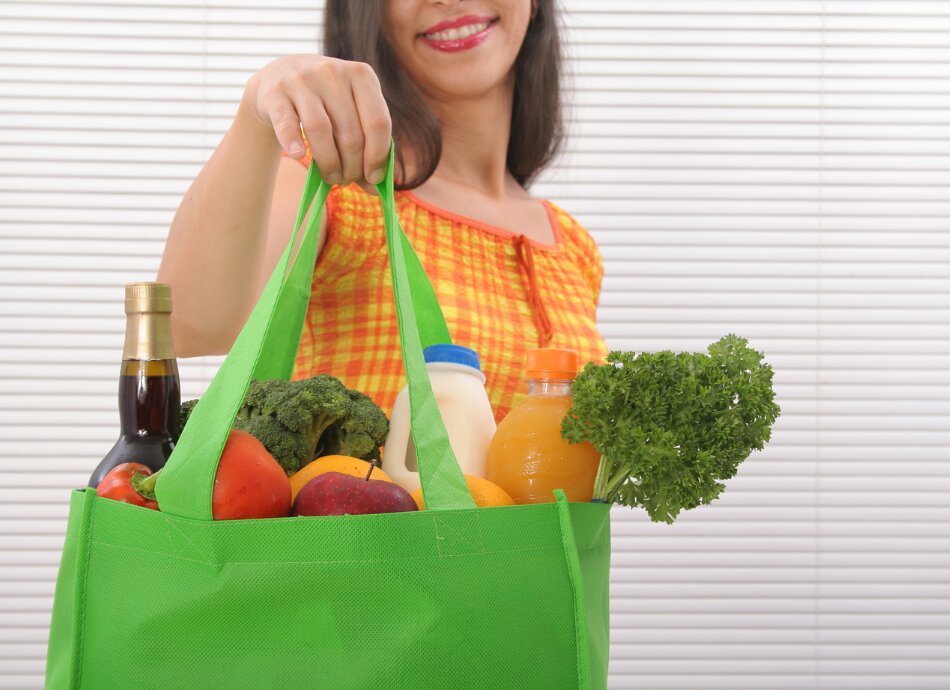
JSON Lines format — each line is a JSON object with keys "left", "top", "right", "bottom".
{"left": 157, "top": 56, "right": 392, "bottom": 357}
{"left": 158, "top": 103, "right": 316, "bottom": 356}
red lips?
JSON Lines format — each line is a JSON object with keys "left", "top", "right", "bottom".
{"left": 421, "top": 14, "right": 496, "bottom": 36}
{"left": 419, "top": 15, "right": 497, "bottom": 53}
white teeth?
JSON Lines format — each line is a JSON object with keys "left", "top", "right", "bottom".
{"left": 426, "top": 22, "right": 490, "bottom": 42}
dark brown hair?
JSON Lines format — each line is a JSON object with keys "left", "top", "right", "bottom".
{"left": 323, "top": 1, "right": 564, "bottom": 190}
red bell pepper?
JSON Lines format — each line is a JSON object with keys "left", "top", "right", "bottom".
{"left": 95, "top": 462, "right": 160, "bottom": 510}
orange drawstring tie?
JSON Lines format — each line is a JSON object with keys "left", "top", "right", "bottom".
{"left": 514, "top": 235, "right": 554, "bottom": 348}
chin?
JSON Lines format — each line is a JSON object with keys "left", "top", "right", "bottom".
{"left": 423, "top": 67, "right": 513, "bottom": 101}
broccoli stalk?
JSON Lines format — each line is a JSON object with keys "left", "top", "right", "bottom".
{"left": 561, "top": 334, "right": 781, "bottom": 524}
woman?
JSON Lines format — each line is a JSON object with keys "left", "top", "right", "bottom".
{"left": 158, "top": 0, "right": 606, "bottom": 421}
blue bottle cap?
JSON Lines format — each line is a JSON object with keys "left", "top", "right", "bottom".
{"left": 423, "top": 344, "right": 481, "bottom": 371}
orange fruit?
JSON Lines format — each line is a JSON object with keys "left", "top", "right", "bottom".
{"left": 410, "top": 475, "right": 515, "bottom": 510}
{"left": 289, "top": 455, "right": 393, "bottom": 502}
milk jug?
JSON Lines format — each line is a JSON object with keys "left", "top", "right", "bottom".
{"left": 383, "top": 344, "right": 496, "bottom": 493}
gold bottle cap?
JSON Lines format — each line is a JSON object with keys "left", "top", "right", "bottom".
{"left": 125, "top": 282, "right": 172, "bottom": 314}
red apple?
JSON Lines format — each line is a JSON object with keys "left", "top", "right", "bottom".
{"left": 293, "top": 471, "right": 418, "bottom": 517}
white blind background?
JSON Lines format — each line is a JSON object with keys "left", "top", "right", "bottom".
{"left": 2, "top": 1, "right": 949, "bottom": 688}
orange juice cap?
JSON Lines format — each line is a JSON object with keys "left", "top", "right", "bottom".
{"left": 526, "top": 348, "right": 578, "bottom": 380}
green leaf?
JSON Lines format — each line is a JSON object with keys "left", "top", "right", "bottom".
{"left": 563, "top": 335, "right": 781, "bottom": 523}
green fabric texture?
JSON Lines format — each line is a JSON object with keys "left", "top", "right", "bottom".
{"left": 154, "top": 145, "right": 468, "bottom": 518}
{"left": 45, "top": 144, "right": 612, "bottom": 688}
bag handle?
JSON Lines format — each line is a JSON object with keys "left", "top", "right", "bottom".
{"left": 157, "top": 143, "right": 475, "bottom": 520}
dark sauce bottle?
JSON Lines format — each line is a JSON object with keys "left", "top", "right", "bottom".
{"left": 88, "top": 283, "right": 181, "bottom": 487}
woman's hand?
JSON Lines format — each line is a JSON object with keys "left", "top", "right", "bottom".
{"left": 243, "top": 55, "right": 393, "bottom": 189}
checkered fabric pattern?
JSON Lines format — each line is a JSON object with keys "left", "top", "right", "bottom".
{"left": 291, "top": 179, "right": 608, "bottom": 423}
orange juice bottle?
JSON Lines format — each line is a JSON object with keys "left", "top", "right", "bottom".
{"left": 486, "top": 349, "right": 601, "bottom": 504}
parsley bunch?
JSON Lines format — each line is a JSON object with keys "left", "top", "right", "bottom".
{"left": 561, "top": 335, "right": 781, "bottom": 524}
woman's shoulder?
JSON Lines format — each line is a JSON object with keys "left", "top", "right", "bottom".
{"left": 542, "top": 199, "right": 601, "bottom": 262}
{"left": 540, "top": 198, "right": 605, "bottom": 301}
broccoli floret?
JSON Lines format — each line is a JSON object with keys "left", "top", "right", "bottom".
{"left": 233, "top": 375, "right": 349, "bottom": 475}
{"left": 235, "top": 415, "right": 312, "bottom": 475}
{"left": 238, "top": 376, "right": 348, "bottom": 446}
{"left": 178, "top": 399, "right": 200, "bottom": 441}
{"left": 183, "top": 375, "right": 389, "bottom": 476}
{"left": 319, "top": 389, "right": 390, "bottom": 460}
{"left": 293, "top": 375, "right": 353, "bottom": 452}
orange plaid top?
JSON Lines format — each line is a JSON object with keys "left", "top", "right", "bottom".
{"left": 291, "top": 180, "right": 608, "bottom": 422}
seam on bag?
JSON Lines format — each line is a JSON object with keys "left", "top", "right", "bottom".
{"left": 576, "top": 532, "right": 611, "bottom": 555}
{"left": 554, "top": 495, "right": 592, "bottom": 690}
{"left": 70, "top": 491, "right": 96, "bottom": 689}
{"left": 433, "top": 511, "right": 485, "bottom": 557}
{"left": 85, "top": 538, "right": 561, "bottom": 567}
{"left": 575, "top": 543, "right": 608, "bottom": 557}
{"left": 161, "top": 510, "right": 212, "bottom": 564}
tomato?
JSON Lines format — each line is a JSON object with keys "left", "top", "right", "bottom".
{"left": 212, "top": 429, "right": 292, "bottom": 520}
{"left": 96, "top": 462, "right": 160, "bottom": 510}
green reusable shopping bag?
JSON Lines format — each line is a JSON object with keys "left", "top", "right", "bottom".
{"left": 45, "top": 145, "right": 611, "bottom": 689}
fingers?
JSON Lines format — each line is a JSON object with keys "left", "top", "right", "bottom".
{"left": 268, "top": 95, "right": 305, "bottom": 160}
{"left": 319, "top": 69, "right": 365, "bottom": 185}
{"left": 298, "top": 97, "right": 341, "bottom": 184}
{"left": 350, "top": 64, "right": 392, "bottom": 185}
{"left": 254, "top": 57, "right": 392, "bottom": 188}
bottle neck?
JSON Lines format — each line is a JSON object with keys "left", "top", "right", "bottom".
{"left": 119, "top": 311, "right": 180, "bottom": 437}
{"left": 527, "top": 378, "right": 574, "bottom": 397}
{"left": 123, "top": 312, "right": 175, "bottom": 361}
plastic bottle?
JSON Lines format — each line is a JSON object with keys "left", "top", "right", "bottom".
{"left": 485, "top": 348, "right": 601, "bottom": 504}
{"left": 383, "top": 344, "right": 496, "bottom": 493}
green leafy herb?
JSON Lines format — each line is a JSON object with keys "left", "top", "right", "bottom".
{"left": 561, "top": 334, "right": 781, "bottom": 524}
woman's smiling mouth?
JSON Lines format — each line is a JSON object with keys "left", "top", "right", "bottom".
{"left": 419, "top": 16, "right": 499, "bottom": 52}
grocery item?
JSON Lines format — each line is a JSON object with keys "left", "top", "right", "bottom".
{"left": 486, "top": 348, "right": 600, "bottom": 504}
{"left": 180, "top": 375, "right": 389, "bottom": 476}
{"left": 47, "top": 146, "right": 611, "bottom": 690}
{"left": 210, "top": 429, "right": 292, "bottom": 520}
{"left": 562, "top": 334, "right": 781, "bottom": 523}
{"left": 293, "top": 466, "right": 417, "bottom": 517}
{"left": 137, "top": 429, "right": 291, "bottom": 520}
{"left": 87, "top": 282, "right": 180, "bottom": 487}
{"left": 410, "top": 474, "right": 514, "bottom": 510}
{"left": 289, "top": 455, "right": 393, "bottom": 502}
{"left": 95, "top": 462, "right": 159, "bottom": 510}
{"left": 384, "top": 344, "right": 496, "bottom": 492}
